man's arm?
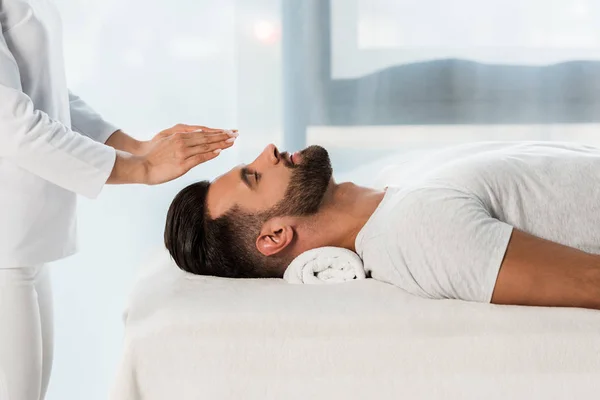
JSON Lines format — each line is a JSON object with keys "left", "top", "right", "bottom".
{"left": 491, "top": 229, "right": 600, "bottom": 310}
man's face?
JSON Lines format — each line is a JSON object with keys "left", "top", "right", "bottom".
{"left": 207, "top": 144, "right": 333, "bottom": 220}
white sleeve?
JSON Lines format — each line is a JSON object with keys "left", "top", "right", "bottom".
{"left": 398, "top": 187, "right": 514, "bottom": 303}
{"left": 69, "top": 91, "right": 119, "bottom": 144}
{"left": 0, "top": 23, "right": 116, "bottom": 199}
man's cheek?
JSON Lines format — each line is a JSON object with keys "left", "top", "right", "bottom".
{"left": 263, "top": 189, "right": 285, "bottom": 210}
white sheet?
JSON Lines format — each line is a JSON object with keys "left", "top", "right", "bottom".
{"left": 111, "top": 250, "right": 600, "bottom": 400}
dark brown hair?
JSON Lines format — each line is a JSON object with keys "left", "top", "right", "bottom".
{"left": 164, "top": 181, "right": 280, "bottom": 278}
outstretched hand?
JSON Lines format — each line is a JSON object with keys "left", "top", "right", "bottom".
{"left": 141, "top": 124, "right": 238, "bottom": 185}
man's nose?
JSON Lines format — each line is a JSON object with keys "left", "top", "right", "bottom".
{"left": 262, "top": 143, "right": 280, "bottom": 165}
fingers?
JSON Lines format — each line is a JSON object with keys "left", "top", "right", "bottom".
{"left": 156, "top": 131, "right": 235, "bottom": 177}
{"left": 173, "top": 124, "right": 217, "bottom": 133}
{"left": 173, "top": 123, "right": 238, "bottom": 134}
{"left": 183, "top": 138, "right": 234, "bottom": 158}
{"left": 182, "top": 130, "right": 238, "bottom": 146}
{"left": 182, "top": 149, "right": 222, "bottom": 172}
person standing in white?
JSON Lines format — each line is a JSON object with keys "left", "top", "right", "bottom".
{"left": 0, "top": 1, "right": 238, "bottom": 399}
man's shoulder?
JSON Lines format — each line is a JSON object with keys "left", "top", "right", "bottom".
{"left": 361, "top": 184, "right": 480, "bottom": 241}
{"left": 386, "top": 184, "right": 478, "bottom": 207}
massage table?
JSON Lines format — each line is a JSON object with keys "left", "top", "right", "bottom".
{"left": 110, "top": 245, "right": 600, "bottom": 400}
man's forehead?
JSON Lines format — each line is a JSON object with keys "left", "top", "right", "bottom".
{"left": 206, "top": 167, "right": 239, "bottom": 219}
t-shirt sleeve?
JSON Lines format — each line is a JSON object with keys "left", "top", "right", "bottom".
{"left": 397, "top": 187, "right": 514, "bottom": 302}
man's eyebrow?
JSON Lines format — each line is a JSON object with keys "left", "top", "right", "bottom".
{"left": 240, "top": 167, "right": 252, "bottom": 188}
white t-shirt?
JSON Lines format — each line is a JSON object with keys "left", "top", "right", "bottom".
{"left": 355, "top": 141, "right": 600, "bottom": 303}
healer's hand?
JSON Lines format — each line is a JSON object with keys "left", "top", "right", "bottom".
{"left": 107, "top": 124, "right": 238, "bottom": 185}
{"left": 138, "top": 124, "right": 237, "bottom": 155}
{"left": 141, "top": 124, "right": 238, "bottom": 185}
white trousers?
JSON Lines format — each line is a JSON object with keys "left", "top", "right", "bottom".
{"left": 0, "top": 266, "right": 53, "bottom": 400}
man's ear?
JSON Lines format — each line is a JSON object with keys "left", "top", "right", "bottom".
{"left": 256, "top": 217, "right": 295, "bottom": 257}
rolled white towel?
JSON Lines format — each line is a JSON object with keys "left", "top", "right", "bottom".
{"left": 283, "top": 247, "right": 366, "bottom": 284}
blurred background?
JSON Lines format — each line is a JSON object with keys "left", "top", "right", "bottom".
{"left": 48, "top": 0, "right": 600, "bottom": 398}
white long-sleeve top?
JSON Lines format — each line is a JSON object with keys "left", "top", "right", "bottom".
{"left": 1, "top": 0, "right": 117, "bottom": 267}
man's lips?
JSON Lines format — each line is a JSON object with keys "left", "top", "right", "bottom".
{"left": 279, "top": 150, "right": 302, "bottom": 167}
{"left": 291, "top": 151, "right": 301, "bottom": 165}
{"left": 280, "top": 151, "right": 295, "bottom": 167}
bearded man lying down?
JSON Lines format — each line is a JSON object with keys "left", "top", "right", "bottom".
{"left": 164, "top": 141, "right": 600, "bottom": 310}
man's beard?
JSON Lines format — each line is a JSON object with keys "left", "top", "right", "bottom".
{"left": 271, "top": 145, "right": 332, "bottom": 217}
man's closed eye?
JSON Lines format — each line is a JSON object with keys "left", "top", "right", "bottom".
{"left": 241, "top": 168, "right": 261, "bottom": 188}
